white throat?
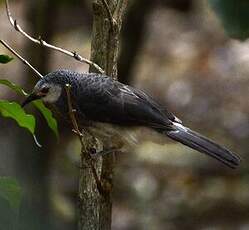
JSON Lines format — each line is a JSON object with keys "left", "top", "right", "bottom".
{"left": 42, "top": 85, "right": 62, "bottom": 103}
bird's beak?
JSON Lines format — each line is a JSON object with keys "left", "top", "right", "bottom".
{"left": 22, "top": 93, "right": 41, "bottom": 107}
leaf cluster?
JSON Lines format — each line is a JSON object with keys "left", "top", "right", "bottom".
{"left": 0, "top": 55, "right": 58, "bottom": 142}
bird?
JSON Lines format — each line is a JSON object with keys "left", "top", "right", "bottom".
{"left": 22, "top": 69, "right": 241, "bottom": 168}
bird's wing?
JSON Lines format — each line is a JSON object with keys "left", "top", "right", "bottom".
{"left": 78, "top": 75, "right": 176, "bottom": 129}
{"left": 82, "top": 77, "right": 179, "bottom": 129}
{"left": 118, "top": 83, "right": 182, "bottom": 124}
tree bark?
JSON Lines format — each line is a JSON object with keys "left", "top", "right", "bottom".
{"left": 78, "top": 1, "right": 127, "bottom": 230}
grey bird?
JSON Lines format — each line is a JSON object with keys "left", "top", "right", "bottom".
{"left": 22, "top": 69, "right": 241, "bottom": 168}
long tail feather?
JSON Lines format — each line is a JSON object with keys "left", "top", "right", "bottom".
{"left": 166, "top": 123, "right": 241, "bottom": 168}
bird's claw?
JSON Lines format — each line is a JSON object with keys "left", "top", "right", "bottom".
{"left": 89, "top": 147, "right": 118, "bottom": 158}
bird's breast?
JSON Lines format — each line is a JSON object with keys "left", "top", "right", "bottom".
{"left": 88, "top": 122, "right": 139, "bottom": 151}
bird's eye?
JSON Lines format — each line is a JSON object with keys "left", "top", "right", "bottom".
{"left": 40, "top": 87, "right": 49, "bottom": 94}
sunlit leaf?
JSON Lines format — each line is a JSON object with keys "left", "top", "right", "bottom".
{"left": 209, "top": 0, "right": 249, "bottom": 40}
{"left": 0, "top": 177, "right": 22, "bottom": 212}
{"left": 0, "top": 100, "right": 35, "bottom": 134}
{"left": 0, "top": 54, "right": 13, "bottom": 64}
{"left": 33, "top": 100, "right": 59, "bottom": 138}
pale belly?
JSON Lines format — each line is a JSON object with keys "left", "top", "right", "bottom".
{"left": 88, "top": 122, "right": 139, "bottom": 152}
{"left": 88, "top": 122, "right": 166, "bottom": 154}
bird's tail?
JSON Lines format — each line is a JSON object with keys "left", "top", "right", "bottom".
{"left": 165, "top": 123, "right": 241, "bottom": 168}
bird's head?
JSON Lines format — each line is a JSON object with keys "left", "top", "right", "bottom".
{"left": 22, "top": 70, "right": 71, "bottom": 107}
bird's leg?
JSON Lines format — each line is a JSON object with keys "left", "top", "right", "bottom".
{"left": 82, "top": 152, "right": 106, "bottom": 195}
{"left": 86, "top": 133, "right": 121, "bottom": 158}
{"left": 64, "top": 86, "right": 106, "bottom": 194}
{"left": 79, "top": 132, "right": 112, "bottom": 195}
{"left": 89, "top": 147, "right": 120, "bottom": 158}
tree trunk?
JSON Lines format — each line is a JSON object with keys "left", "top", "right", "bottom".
{"left": 78, "top": 1, "right": 127, "bottom": 230}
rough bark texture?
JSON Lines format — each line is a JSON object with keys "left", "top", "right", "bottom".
{"left": 78, "top": 1, "right": 127, "bottom": 230}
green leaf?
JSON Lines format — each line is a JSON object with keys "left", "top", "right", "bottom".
{"left": 0, "top": 79, "right": 58, "bottom": 137}
{"left": 209, "top": 0, "right": 249, "bottom": 40}
{"left": 0, "top": 100, "right": 35, "bottom": 134}
{"left": 0, "top": 79, "right": 27, "bottom": 96}
{"left": 0, "top": 54, "right": 13, "bottom": 64}
{"left": 33, "top": 100, "right": 59, "bottom": 138}
{"left": 0, "top": 177, "right": 22, "bottom": 212}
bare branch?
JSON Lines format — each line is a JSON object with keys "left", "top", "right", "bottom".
{"left": 65, "top": 84, "right": 104, "bottom": 194}
{"left": 65, "top": 84, "right": 83, "bottom": 142}
{"left": 5, "top": 0, "right": 105, "bottom": 74}
{"left": 0, "top": 39, "right": 43, "bottom": 78}
{"left": 101, "top": 0, "right": 116, "bottom": 31}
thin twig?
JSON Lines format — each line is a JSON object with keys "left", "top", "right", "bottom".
{"left": 0, "top": 39, "right": 43, "bottom": 78}
{"left": 101, "top": 0, "right": 116, "bottom": 31}
{"left": 65, "top": 84, "right": 83, "bottom": 142}
{"left": 5, "top": 0, "right": 105, "bottom": 74}
{"left": 65, "top": 84, "right": 104, "bottom": 194}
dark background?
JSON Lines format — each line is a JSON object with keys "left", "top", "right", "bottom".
{"left": 0, "top": 0, "right": 249, "bottom": 229}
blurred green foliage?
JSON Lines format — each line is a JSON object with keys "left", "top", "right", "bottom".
{"left": 0, "top": 54, "right": 13, "bottom": 64}
{"left": 209, "top": 0, "right": 249, "bottom": 40}
{"left": 0, "top": 177, "right": 22, "bottom": 213}
{"left": 0, "top": 177, "right": 22, "bottom": 230}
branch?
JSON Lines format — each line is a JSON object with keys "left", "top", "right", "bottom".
{"left": 5, "top": 0, "right": 105, "bottom": 74}
{"left": 101, "top": 0, "right": 116, "bottom": 31}
{"left": 0, "top": 39, "right": 43, "bottom": 78}
{"left": 65, "top": 84, "right": 83, "bottom": 142}
{"left": 64, "top": 84, "right": 105, "bottom": 194}
{"left": 113, "top": 0, "right": 128, "bottom": 25}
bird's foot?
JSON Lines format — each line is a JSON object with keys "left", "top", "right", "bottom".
{"left": 89, "top": 147, "right": 119, "bottom": 158}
